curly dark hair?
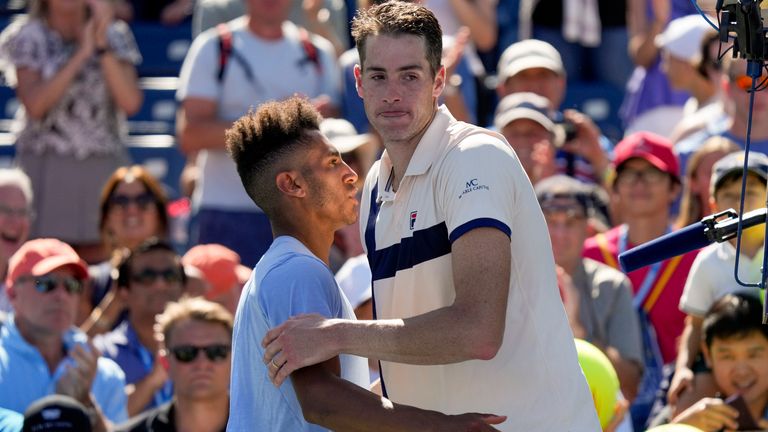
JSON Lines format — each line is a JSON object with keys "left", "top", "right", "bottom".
{"left": 351, "top": 1, "right": 443, "bottom": 77}
{"left": 225, "top": 96, "right": 321, "bottom": 216}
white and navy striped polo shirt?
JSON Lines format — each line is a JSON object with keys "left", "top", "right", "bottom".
{"left": 359, "top": 106, "right": 599, "bottom": 431}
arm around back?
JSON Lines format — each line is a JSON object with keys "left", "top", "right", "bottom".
{"left": 292, "top": 357, "right": 506, "bottom": 431}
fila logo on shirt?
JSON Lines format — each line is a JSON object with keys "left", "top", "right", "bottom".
{"left": 410, "top": 211, "right": 418, "bottom": 230}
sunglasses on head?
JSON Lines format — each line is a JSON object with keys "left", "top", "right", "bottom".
{"left": 169, "top": 344, "right": 231, "bottom": 363}
{"left": 131, "top": 268, "right": 182, "bottom": 285}
{"left": 20, "top": 274, "right": 84, "bottom": 295}
{"left": 110, "top": 192, "right": 155, "bottom": 210}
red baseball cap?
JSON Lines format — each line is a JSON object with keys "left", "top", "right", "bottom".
{"left": 182, "top": 244, "right": 251, "bottom": 299}
{"left": 613, "top": 132, "right": 680, "bottom": 180}
{"left": 7, "top": 238, "right": 89, "bottom": 287}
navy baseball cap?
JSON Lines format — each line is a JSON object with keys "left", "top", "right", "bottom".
{"left": 710, "top": 150, "right": 768, "bottom": 195}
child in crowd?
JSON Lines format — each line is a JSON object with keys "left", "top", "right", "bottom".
{"left": 669, "top": 151, "right": 768, "bottom": 414}
{"left": 657, "top": 293, "right": 768, "bottom": 431}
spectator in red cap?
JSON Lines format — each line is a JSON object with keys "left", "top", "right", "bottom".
{"left": 181, "top": 244, "right": 250, "bottom": 314}
{"left": 582, "top": 131, "right": 700, "bottom": 430}
{"left": 0, "top": 238, "right": 128, "bottom": 431}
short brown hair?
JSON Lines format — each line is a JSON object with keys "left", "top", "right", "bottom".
{"left": 226, "top": 97, "right": 321, "bottom": 216}
{"left": 352, "top": 1, "right": 443, "bottom": 77}
{"left": 157, "top": 297, "right": 234, "bottom": 347}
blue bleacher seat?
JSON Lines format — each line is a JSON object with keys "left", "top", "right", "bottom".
{"left": 125, "top": 134, "right": 186, "bottom": 199}
{"left": 0, "top": 85, "right": 17, "bottom": 132}
{"left": 132, "top": 21, "right": 192, "bottom": 77}
{"left": 0, "top": 132, "right": 13, "bottom": 166}
{"left": 562, "top": 81, "right": 626, "bottom": 143}
{"left": 0, "top": 0, "right": 25, "bottom": 17}
{"left": 0, "top": 79, "right": 180, "bottom": 135}
{"left": 128, "top": 77, "right": 178, "bottom": 135}
{"left": 0, "top": 133, "right": 186, "bottom": 199}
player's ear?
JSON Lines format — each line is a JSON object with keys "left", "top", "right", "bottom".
{"left": 433, "top": 65, "right": 446, "bottom": 98}
{"left": 275, "top": 171, "right": 306, "bottom": 198}
{"left": 354, "top": 64, "right": 364, "bottom": 97}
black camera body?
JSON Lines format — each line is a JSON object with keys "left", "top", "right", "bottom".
{"left": 553, "top": 120, "right": 578, "bottom": 148}
{"left": 718, "top": 0, "right": 768, "bottom": 62}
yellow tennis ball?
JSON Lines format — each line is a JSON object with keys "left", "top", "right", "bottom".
{"left": 574, "top": 339, "right": 619, "bottom": 428}
{"left": 645, "top": 424, "right": 705, "bottom": 431}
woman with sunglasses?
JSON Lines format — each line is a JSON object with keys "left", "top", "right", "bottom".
{"left": 79, "top": 165, "right": 169, "bottom": 336}
{"left": 0, "top": 0, "right": 142, "bottom": 264}
{"left": 676, "top": 56, "right": 768, "bottom": 177}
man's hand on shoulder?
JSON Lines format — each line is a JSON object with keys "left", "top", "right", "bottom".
{"left": 262, "top": 313, "right": 342, "bottom": 387}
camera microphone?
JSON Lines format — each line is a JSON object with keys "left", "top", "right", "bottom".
{"left": 618, "top": 208, "right": 767, "bottom": 273}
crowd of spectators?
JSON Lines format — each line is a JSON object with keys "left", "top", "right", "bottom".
{"left": 0, "top": 0, "right": 767, "bottom": 431}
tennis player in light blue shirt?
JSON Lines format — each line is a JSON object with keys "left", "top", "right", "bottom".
{"left": 228, "top": 236, "right": 369, "bottom": 431}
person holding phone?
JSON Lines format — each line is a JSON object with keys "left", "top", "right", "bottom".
{"left": 495, "top": 39, "right": 611, "bottom": 186}
{"left": 649, "top": 293, "right": 768, "bottom": 431}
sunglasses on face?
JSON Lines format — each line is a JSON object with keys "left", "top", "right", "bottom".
{"left": 110, "top": 193, "right": 155, "bottom": 210}
{"left": 19, "top": 274, "right": 84, "bottom": 295}
{"left": 169, "top": 344, "right": 231, "bottom": 363}
{"left": 731, "top": 74, "right": 768, "bottom": 92}
{"left": 130, "top": 268, "right": 182, "bottom": 285}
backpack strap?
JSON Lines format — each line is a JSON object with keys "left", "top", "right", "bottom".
{"left": 217, "top": 23, "right": 234, "bottom": 82}
{"left": 298, "top": 27, "right": 322, "bottom": 74}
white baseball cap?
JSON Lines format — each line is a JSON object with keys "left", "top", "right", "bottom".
{"left": 655, "top": 15, "right": 716, "bottom": 63}
{"left": 335, "top": 255, "right": 372, "bottom": 309}
{"left": 320, "top": 118, "right": 372, "bottom": 154}
{"left": 497, "top": 40, "right": 565, "bottom": 83}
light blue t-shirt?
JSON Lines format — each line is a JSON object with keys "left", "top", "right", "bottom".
{"left": 227, "top": 236, "right": 369, "bottom": 431}
{"left": 0, "top": 316, "right": 128, "bottom": 423}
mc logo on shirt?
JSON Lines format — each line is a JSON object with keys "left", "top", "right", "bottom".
{"left": 459, "top": 178, "right": 490, "bottom": 199}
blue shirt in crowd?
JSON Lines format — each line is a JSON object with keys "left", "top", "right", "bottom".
{"left": 0, "top": 315, "right": 128, "bottom": 423}
{"left": 94, "top": 320, "right": 173, "bottom": 412}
